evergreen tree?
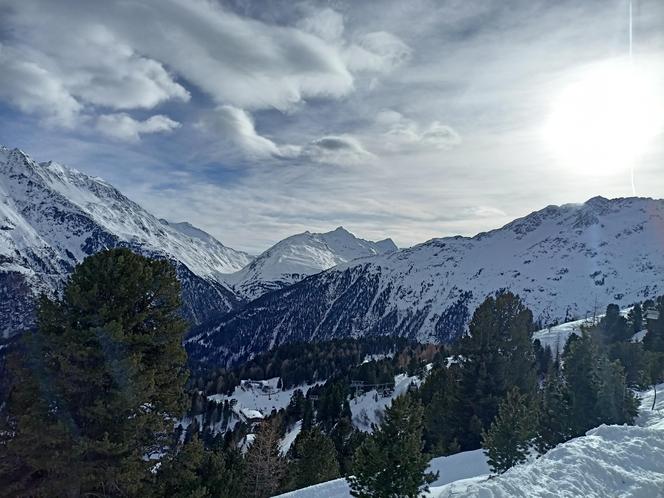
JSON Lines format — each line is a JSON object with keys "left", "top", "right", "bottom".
{"left": 1, "top": 249, "right": 188, "bottom": 497}
{"left": 594, "top": 358, "right": 639, "bottom": 426}
{"left": 481, "top": 388, "right": 536, "bottom": 474}
{"left": 421, "top": 366, "right": 462, "bottom": 455}
{"left": 288, "top": 428, "right": 340, "bottom": 489}
{"left": 598, "top": 304, "right": 630, "bottom": 343}
{"left": 535, "top": 370, "right": 571, "bottom": 454}
{"left": 563, "top": 332, "right": 601, "bottom": 436}
{"left": 455, "top": 292, "right": 537, "bottom": 448}
{"left": 349, "top": 395, "right": 436, "bottom": 498}
{"left": 644, "top": 299, "right": 664, "bottom": 352}
{"left": 156, "top": 436, "right": 209, "bottom": 498}
{"left": 244, "top": 421, "right": 287, "bottom": 498}
{"left": 628, "top": 304, "right": 644, "bottom": 335}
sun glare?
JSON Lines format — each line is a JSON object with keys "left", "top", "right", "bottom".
{"left": 544, "top": 59, "right": 663, "bottom": 176}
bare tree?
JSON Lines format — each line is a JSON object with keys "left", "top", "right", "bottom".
{"left": 244, "top": 421, "right": 287, "bottom": 498}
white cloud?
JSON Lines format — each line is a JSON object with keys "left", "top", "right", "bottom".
{"left": 296, "top": 8, "right": 345, "bottom": 43}
{"left": 302, "top": 135, "right": 375, "bottom": 165}
{"left": 96, "top": 113, "right": 180, "bottom": 142}
{"left": 344, "top": 31, "right": 412, "bottom": 73}
{"left": 0, "top": 44, "right": 82, "bottom": 127}
{"left": 198, "top": 107, "right": 373, "bottom": 166}
{"left": 376, "top": 110, "right": 461, "bottom": 152}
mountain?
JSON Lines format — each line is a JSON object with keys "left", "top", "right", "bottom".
{"left": 225, "top": 226, "right": 397, "bottom": 300}
{"left": 189, "top": 196, "right": 664, "bottom": 366}
{"left": 0, "top": 146, "right": 252, "bottom": 338}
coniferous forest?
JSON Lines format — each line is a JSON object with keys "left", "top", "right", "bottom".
{"left": 1, "top": 248, "right": 664, "bottom": 497}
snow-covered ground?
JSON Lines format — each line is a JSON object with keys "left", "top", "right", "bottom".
{"left": 532, "top": 308, "right": 633, "bottom": 354}
{"left": 272, "top": 448, "right": 490, "bottom": 498}
{"left": 350, "top": 373, "right": 421, "bottom": 432}
{"left": 431, "top": 384, "right": 664, "bottom": 498}
{"left": 208, "top": 378, "right": 321, "bottom": 418}
{"left": 272, "top": 385, "right": 664, "bottom": 498}
{"left": 280, "top": 421, "right": 303, "bottom": 455}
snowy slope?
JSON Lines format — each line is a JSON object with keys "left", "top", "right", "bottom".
{"left": 226, "top": 227, "right": 396, "bottom": 300}
{"left": 431, "top": 384, "right": 664, "bottom": 497}
{"left": 532, "top": 307, "right": 632, "bottom": 354}
{"left": 192, "top": 196, "right": 664, "bottom": 366}
{"left": 350, "top": 373, "right": 421, "bottom": 431}
{"left": 0, "top": 146, "right": 251, "bottom": 336}
{"left": 272, "top": 448, "right": 490, "bottom": 498}
{"left": 273, "top": 386, "right": 664, "bottom": 498}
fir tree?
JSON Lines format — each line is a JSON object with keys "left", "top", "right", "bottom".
{"left": 481, "top": 388, "right": 536, "bottom": 474}
{"left": 1, "top": 248, "right": 188, "bottom": 497}
{"left": 455, "top": 292, "right": 537, "bottom": 448}
{"left": 349, "top": 395, "right": 436, "bottom": 498}
{"left": 628, "top": 304, "right": 644, "bottom": 335}
{"left": 288, "top": 428, "right": 340, "bottom": 489}
{"left": 563, "top": 332, "right": 601, "bottom": 436}
{"left": 535, "top": 369, "right": 571, "bottom": 454}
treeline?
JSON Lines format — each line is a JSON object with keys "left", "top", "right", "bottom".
{"left": 188, "top": 335, "right": 427, "bottom": 395}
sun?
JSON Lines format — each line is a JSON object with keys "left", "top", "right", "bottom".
{"left": 543, "top": 58, "right": 663, "bottom": 176}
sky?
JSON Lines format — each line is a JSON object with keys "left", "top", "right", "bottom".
{"left": 0, "top": 0, "right": 663, "bottom": 253}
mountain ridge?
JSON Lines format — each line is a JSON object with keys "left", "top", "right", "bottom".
{"left": 0, "top": 146, "right": 251, "bottom": 337}
{"left": 188, "top": 195, "right": 664, "bottom": 366}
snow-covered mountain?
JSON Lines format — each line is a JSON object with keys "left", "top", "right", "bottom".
{"left": 0, "top": 146, "right": 252, "bottom": 337}
{"left": 189, "top": 196, "right": 664, "bottom": 366}
{"left": 225, "top": 226, "right": 397, "bottom": 299}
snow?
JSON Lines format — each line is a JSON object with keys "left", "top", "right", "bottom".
{"left": 271, "top": 449, "right": 489, "bottom": 498}
{"left": 280, "top": 421, "right": 303, "bottom": 455}
{"left": 226, "top": 226, "right": 397, "bottom": 299}
{"left": 532, "top": 308, "right": 632, "bottom": 354}
{"left": 350, "top": 373, "right": 421, "bottom": 432}
{"left": 427, "top": 449, "right": 490, "bottom": 487}
{"left": 0, "top": 146, "right": 251, "bottom": 336}
{"left": 431, "top": 384, "right": 664, "bottom": 498}
{"left": 273, "top": 385, "right": 664, "bottom": 498}
{"left": 208, "top": 378, "right": 321, "bottom": 422}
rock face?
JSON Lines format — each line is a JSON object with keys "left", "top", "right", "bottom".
{"left": 189, "top": 196, "right": 664, "bottom": 366}
{"left": 225, "top": 226, "right": 397, "bottom": 300}
{"left": 0, "top": 146, "right": 252, "bottom": 337}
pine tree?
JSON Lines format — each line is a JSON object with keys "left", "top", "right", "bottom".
{"left": 598, "top": 304, "right": 630, "bottom": 343}
{"left": 1, "top": 248, "right": 188, "bottom": 496}
{"left": 455, "top": 292, "right": 537, "bottom": 448}
{"left": 563, "top": 332, "right": 601, "bottom": 436}
{"left": 349, "top": 395, "right": 437, "bottom": 498}
{"left": 422, "top": 366, "right": 462, "bottom": 456}
{"left": 595, "top": 358, "right": 639, "bottom": 426}
{"left": 156, "top": 436, "right": 209, "bottom": 498}
{"left": 288, "top": 428, "right": 340, "bottom": 489}
{"left": 628, "top": 304, "right": 644, "bottom": 335}
{"left": 244, "top": 421, "right": 287, "bottom": 498}
{"left": 481, "top": 388, "right": 536, "bottom": 474}
{"left": 535, "top": 370, "right": 571, "bottom": 454}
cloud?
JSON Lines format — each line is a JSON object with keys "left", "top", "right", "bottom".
{"left": 376, "top": 110, "right": 461, "bottom": 152}
{"left": 197, "top": 105, "right": 297, "bottom": 159}
{"left": 96, "top": 113, "right": 180, "bottom": 142}
{"left": 344, "top": 31, "right": 412, "bottom": 73}
{"left": 302, "top": 135, "right": 375, "bottom": 165}
{"left": 198, "top": 107, "right": 372, "bottom": 166}
{"left": 0, "top": 44, "right": 82, "bottom": 127}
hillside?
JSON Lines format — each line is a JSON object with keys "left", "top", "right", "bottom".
{"left": 190, "top": 196, "right": 664, "bottom": 366}
{"left": 0, "top": 146, "right": 252, "bottom": 336}
{"left": 274, "top": 384, "right": 664, "bottom": 498}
